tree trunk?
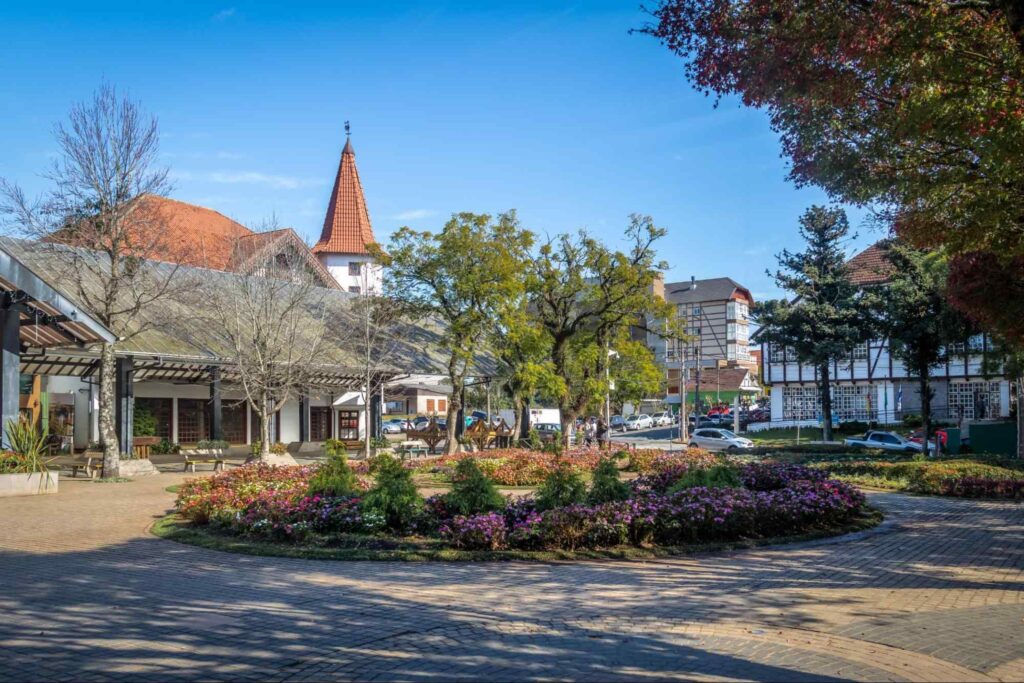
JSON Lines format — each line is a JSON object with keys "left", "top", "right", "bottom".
{"left": 98, "top": 342, "right": 120, "bottom": 476}
{"left": 260, "top": 406, "right": 271, "bottom": 458}
{"left": 559, "top": 404, "right": 576, "bottom": 449}
{"left": 1017, "top": 375, "right": 1024, "bottom": 459}
{"left": 511, "top": 394, "right": 524, "bottom": 440}
{"left": 819, "top": 363, "right": 833, "bottom": 442}
{"left": 363, "top": 386, "right": 372, "bottom": 458}
{"left": 444, "top": 376, "right": 463, "bottom": 455}
{"left": 918, "top": 364, "right": 932, "bottom": 455}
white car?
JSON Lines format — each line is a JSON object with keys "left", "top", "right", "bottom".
{"left": 651, "top": 412, "right": 673, "bottom": 427}
{"left": 625, "top": 414, "right": 654, "bottom": 431}
{"left": 844, "top": 431, "right": 932, "bottom": 453}
{"left": 688, "top": 428, "right": 753, "bottom": 452}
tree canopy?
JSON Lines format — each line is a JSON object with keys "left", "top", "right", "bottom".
{"left": 385, "top": 211, "right": 534, "bottom": 453}
{"left": 644, "top": 0, "right": 1024, "bottom": 257}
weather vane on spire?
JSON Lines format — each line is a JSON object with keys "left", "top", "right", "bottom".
{"left": 344, "top": 120, "right": 351, "bottom": 137}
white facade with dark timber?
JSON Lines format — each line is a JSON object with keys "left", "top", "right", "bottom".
{"left": 759, "top": 244, "right": 1012, "bottom": 427}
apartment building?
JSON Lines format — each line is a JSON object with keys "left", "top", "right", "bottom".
{"left": 649, "top": 276, "right": 761, "bottom": 407}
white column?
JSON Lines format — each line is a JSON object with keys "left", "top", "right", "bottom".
{"left": 171, "top": 397, "right": 179, "bottom": 443}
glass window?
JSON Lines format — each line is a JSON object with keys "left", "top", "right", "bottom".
{"left": 782, "top": 385, "right": 820, "bottom": 420}
{"left": 727, "top": 323, "right": 736, "bottom": 340}
{"left": 348, "top": 262, "right": 362, "bottom": 276}
{"left": 310, "top": 407, "right": 333, "bottom": 441}
{"left": 349, "top": 286, "right": 361, "bottom": 294}
{"left": 135, "top": 397, "right": 172, "bottom": 439}
{"left": 337, "top": 410, "right": 359, "bottom": 440}
{"left": 726, "top": 343, "right": 737, "bottom": 360}
{"left": 833, "top": 384, "right": 872, "bottom": 421}
{"left": 949, "top": 381, "right": 1001, "bottom": 420}
{"left": 968, "top": 334, "right": 985, "bottom": 352}
{"left": 852, "top": 343, "right": 869, "bottom": 360}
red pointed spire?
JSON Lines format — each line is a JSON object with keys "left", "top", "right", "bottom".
{"left": 312, "top": 131, "right": 376, "bottom": 255}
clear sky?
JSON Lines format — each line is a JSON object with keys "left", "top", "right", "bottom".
{"left": 0, "top": 0, "right": 879, "bottom": 301}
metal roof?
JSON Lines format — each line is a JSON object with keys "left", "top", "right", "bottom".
{"left": 0, "top": 247, "right": 115, "bottom": 349}
{"left": 1, "top": 238, "right": 496, "bottom": 385}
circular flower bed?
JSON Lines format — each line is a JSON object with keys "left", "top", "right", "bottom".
{"left": 170, "top": 457, "right": 870, "bottom": 555}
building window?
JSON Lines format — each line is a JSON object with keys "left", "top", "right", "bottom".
{"left": 177, "top": 399, "right": 210, "bottom": 444}
{"left": 426, "top": 399, "right": 435, "bottom": 413}
{"left": 948, "top": 381, "right": 1001, "bottom": 420}
{"left": 135, "top": 398, "right": 172, "bottom": 439}
{"left": 852, "top": 343, "right": 869, "bottom": 361}
{"left": 833, "top": 384, "right": 872, "bottom": 421}
{"left": 438, "top": 398, "right": 447, "bottom": 413}
{"left": 337, "top": 410, "right": 359, "bottom": 440}
{"left": 968, "top": 334, "right": 985, "bottom": 352}
{"left": 222, "top": 402, "right": 247, "bottom": 444}
{"left": 727, "top": 301, "right": 749, "bottom": 321}
{"left": 726, "top": 343, "right": 737, "bottom": 360}
{"left": 782, "top": 385, "right": 820, "bottom": 421}
{"left": 348, "top": 262, "right": 362, "bottom": 276}
{"left": 769, "top": 344, "right": 788, "bottom": 363}
{"left": 349, "top": 286, "right": 361, "bottom": 294}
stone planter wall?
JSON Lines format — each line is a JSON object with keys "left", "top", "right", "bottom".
{"left": 0, "top": 471, "right": 59, "bottom": 497}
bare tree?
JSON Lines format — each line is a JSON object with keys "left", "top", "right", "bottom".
{"left": 347, "top": 266, "right": 418, "bottom": 455}
{"left": 205, "top": 221, "right": 330, "bottom": 463}
{"left": 0, "top": 84, "right": 187, "bottom": 476}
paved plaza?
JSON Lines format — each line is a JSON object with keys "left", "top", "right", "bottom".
{"left": 0, "top": 473, "right": 1021, "bottom": 682}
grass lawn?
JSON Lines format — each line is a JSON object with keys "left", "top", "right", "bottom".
{"left": 151, "top": 506, "right": 883, "bottom": 562}
{"left": 746, "top": 427, "right": 827, "bottom": 446}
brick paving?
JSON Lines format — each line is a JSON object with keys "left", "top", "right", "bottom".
{"left": 0, "top": 474, "right": 1021, "bottom": 681}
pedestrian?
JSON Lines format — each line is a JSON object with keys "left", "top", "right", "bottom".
{"left": 596, "top": 417, "right": 609, "bottom": 450}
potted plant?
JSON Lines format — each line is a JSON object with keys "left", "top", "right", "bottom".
{"left": 0, "top": 417, "right": 58, "bottom": 497}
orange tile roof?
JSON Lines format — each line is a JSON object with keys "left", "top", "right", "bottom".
{"left": 313, "top": 138, "right": 377, "bottom": 256}
{"left": 131, "top": 195, "right": 254, "bottom": 270}
{"left": 846, "top": 243, "right": 895, "bottom": 286}
{"left": 230, "top": 228, "right": 340, "bottom": 289}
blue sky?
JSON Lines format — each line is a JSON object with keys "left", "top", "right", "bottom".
{"left": 0, "top": 1, "right": 879, "bottom": 301}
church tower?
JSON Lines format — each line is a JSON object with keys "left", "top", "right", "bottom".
{"left": 312, "top": 125, "right": 381, "bottom": 293}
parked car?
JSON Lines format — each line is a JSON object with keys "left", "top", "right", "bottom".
{"left": 610, "top": 415, "right": 627, "bottom": 431}
{"left": 909, "top": 428, "right": 949, "bottom": 447}
{"left": 625, "top": 414, "right": 654, "bottom": 431}
{"left": 844, "top": 430, "right": 932, "bottom": 452}
{"left": 651, "top": 412, "right": 673, "bottom": 427}
{"left": 688, "top": 428, "right": 753, "bottom": 452}
{"left": 688, "top": 415, "right": 718, "bottom": 429}
{"left": 382, "top": 419, "right": 408, "bottom": 434}
{"left": 534, "top": 423, "right": 562, "bottom": 442}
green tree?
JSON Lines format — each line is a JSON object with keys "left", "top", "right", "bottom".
{"left": 529, "top": 215, "right": 670, "bottom": 444}
{"left": 877, "top": 242, "right": 973, "bottom": 442}
{"left": 609, "top": 339, "right": 665, "bottom": 412}
{"left": 445, "top": 458, "right": 505, "bottom": 515}
{"left": 493, "top": 306, "right": 560, "bottom": 439}
{"left": 755, "top": 206, "right": 874, "bottom": 441}
{"left": 384, "top": 212, "right": 534, "bottom": 454}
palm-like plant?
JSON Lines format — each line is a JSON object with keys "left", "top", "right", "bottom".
{"left": 3, "top": 417, "right": 49, "bottom": 474}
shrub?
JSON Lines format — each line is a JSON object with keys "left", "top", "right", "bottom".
{"left": 270, "top": 442, "right": 288, "bottom": 455}
{"left": 4, "top": 418, "right": 47, "bottom": 473}
{"left": 324, "top": 439, "right": 347, "bottom": 457}
{"left": 588, "top": 457, "right": 630, "bottom": 504}
{"left": 361, "top": 453, "right": 422, "bottom": 531}
{"left": 536, "top": 463, "right": 587, "bottom": 511}
{"left": 152, "top": 438, "right": 180, "bottom": 455}
{"left": 307, "top": 452, "right": 358, "bottom": 498}
{"left": 446, "top": 458, "right": 506, "bottom": 516}
{"left": 440, "top": 512, "right": 508, "bottom": 550}
{"left": 902, "top": 413, "right": 923, "bottom": 429}
{"left": 133, "top": 405, "right": 157, "bottom": 437}
{"left": 669, "top": 464, "right": 742, "bottom": 492}
{"left": 626, "top": 448, "right": 668, "bottom": 473}
{"left": 741, "top": 463, "right": 827, "bottom": 491}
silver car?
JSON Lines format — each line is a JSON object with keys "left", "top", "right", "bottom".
{"left": 688, "top": 428, "right": 753, "bottom": 452}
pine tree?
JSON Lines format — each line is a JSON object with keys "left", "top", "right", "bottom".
{"left": 755, "top": 206, "right": 874, "bottom": 442}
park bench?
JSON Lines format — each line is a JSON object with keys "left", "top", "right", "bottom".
{"left": 396, "top": 440, "right": 430, "bottom": 461}
{"left": 53, "top": 451, "right": 103, "bottom": 479}
{"left": 182, "top": 449, "right": 226, "bottom": 473}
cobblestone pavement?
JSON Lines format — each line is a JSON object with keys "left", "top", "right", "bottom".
{"left": 0, "top": 474, "right": 1021, "bottom": 682}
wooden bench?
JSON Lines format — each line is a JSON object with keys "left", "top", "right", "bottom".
{"left": 183, "top": 449, "right": 226, "bottom": 473}
{"left": 396, "top": 441, "right": 430, "bottom": 461}
{"left": 53, "top": 453, "right": 103, "bottom": 479}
